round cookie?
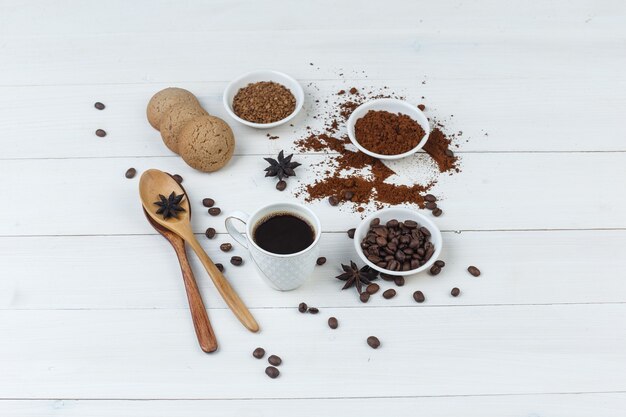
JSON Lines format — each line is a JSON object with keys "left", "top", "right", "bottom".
{"left": 146, "top": 87, "right": 200, "bottom": 130}
{"left": 178, "top": 115, "right": 235, "bottom": 172}
{"left": 159, "top": 102, "right": 209, "bottom": 154}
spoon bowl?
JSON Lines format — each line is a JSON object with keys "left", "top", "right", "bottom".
{"left": 139, "top": 169, "right": 259, "bottom": 333}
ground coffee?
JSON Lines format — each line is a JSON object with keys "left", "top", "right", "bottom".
{"left": 354, "top": 110, "right": 425, "bottom": 155}
{"left": 233, "top": 81, "right": 295, "bottom": 124}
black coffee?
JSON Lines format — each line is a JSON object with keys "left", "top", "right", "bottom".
{"left": 253, "top": 212, "right": 315, "bottom": 254}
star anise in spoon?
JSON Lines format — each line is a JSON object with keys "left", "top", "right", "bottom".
{"left": 263, "top": 150, "right": 301, "bottom": 180}
{"left": 335, "top": 261, "right": 379, "bottom": 294}
{"left": 154, "top": 191, "right": 186, "bottom": 219}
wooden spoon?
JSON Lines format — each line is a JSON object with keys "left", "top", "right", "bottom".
{"left": 139, "top": 169, "right": 259, "bottom": 333}
{"left": 142, "top": 176, "right": 217, "bottom": 352}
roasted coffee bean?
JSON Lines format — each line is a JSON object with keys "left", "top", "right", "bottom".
{"left": 95, "top": 129, "right": 107, "bottom": 137}
{"left": 347, "top": 228, "right": 356, "bottom": 239}
{"left": 328, "top": 317, "right": 338, "bottom": 329}
{"left": 208, "top": 207, "right": 221, "bottom": 216}
{"left": 125, "top": 168, "right": 136, "bottom": 179}
{"left": 410, "top": 259, "right": 420, "bottom": 269}
{"left": 172, "top": 174, "right": 183, "bottom": 184}
{"left": 366, "top": 283, "right": 380, "bottom": 294}
{"left": 432, "top": 208, "right": 443, "bottom": 217}
{"left": 394, "top": 276, "right": 405, "bottom": 286}
{"left": 230, "top": 256, "right": 243, "bottom": 266}
{"left": 253, "top": 347, "right": 265, "bottom": 359}
{"left": 205, "top": 227, "right": 216, "bottom": 239}
{"left": 425, "top": 201, "right": 437, "bottom": 210}
{"left": 375, "top": 236, "right": 387, "bottom": 246}
{"left": 316, "top": 257, "right": 326, "bottom": 265}
{"left": 359, "top": 292, "right": 370, "bottom": 303}
{"left": 451, "top": 287, "right": 460, "bottom": 297}
{"left": 387, "top": 260, "right": 399, "bottom": 271}
{"left": 468, "top": 266, "right": 481, "bottom": 277}
{"left": 367, "top": 336, "right": 381, "bottom": 349}
{"left": 276, "top": 180, "right": 287, "bottom": 191}
{"left": 308, "top": 307, "right": 319, "bottom": 314}
{"left": 265, "top": 366, "right": 280, "bottom": 379}
{"left": 298, "top": 302, "right": 308, "bottom": 313}
{"left": 370, "top": 218, "right": 380, "bottom": 227}
{"left": 434, "top": 260, "right": 445, "bottom": 268}
{"left": 202, "top": 198, "right": 215, "bottom": 207}
{"left": 424, "top": 194, "right": 437, "bottom": 203}
{"left": 268, "top": 355, "right": 282, "bottom": 366}
{"left": 445, "top": 149, "right": 454, "bottom": 157}
{"left": 404, "top": 220, "right": 418, "bottom": 228}
{"left": 419, "top": 227, "right": 431, "bottom": 237}
{"left": 94, "top": 102, "right": 105, "bottom": 110}
{"left": 220, "top": 243, "right": 232, "bottom": 252}
{"left": 386, "top": 219, "right": 399, "bottom": 228}
{"left": 367, "top": 255, "right": 381, "bottom": 264}
{"left": 380, "top": 273, "right": 396, "bottom": 281}
{"left": 344, "top": 191, "right": 354, "bottom": 200}
{"left": 215, "top": 263, "right": 224, "bottom": 272}
{"left": 328, "top": 196, "right": 339, "bottom": 206}
{"left": 413, "top": 290, "right": 425, "bottom": 303}
{"left": 383, "top": 289, "right": 396, "bottom": 299}
{"left": 429, "top": 265, "right": 441, "bottom": 275}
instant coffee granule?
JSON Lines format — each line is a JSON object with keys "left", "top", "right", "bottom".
{"left": 233, "top": 81, "right": 296, "bottom": 124}
{"left": 354, "top": 110, "right": 425, "bottom": 155}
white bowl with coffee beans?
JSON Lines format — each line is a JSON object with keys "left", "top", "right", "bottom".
{"left": 354, "top": 207, "right": 442, "bottom": 276}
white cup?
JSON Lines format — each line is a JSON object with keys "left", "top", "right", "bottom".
{"left": 225, "top": 203, "right": 321, "bottom": 291}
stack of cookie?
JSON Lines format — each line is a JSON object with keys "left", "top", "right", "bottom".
{"left": 147, "top": 88, "right": 235, "bottom": 172}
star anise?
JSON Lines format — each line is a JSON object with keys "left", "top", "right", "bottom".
{"left": 264, "top": 150, "right": 301, "bottom": 180}
{"left": 335, "top": 261, "right": 379, "bottom": 294}
{"left": 154, "top": 191, "right": 186, "bottom": 219}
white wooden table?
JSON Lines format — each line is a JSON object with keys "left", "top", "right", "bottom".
{"left": 1, "top": 1, "right": 625, "bottom": 415}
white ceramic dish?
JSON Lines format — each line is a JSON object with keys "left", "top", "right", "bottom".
{"left": 223, "top": 70, "right": 304, "bottom": 129}
{"left": 354, "top": 207, "right": 442, "bottom": 276}
{"left": 346, "top": 98, "right": 430, "bottom": 160}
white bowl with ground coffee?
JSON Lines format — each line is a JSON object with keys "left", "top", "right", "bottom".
{"left": 347, "top": 98, "right": 430, "bottom": 160}
{"left": 223, "top": 70, "right": 304, "bottom": 129}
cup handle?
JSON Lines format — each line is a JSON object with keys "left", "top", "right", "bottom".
{"left": 225, "top": 211, "right": 250, "bottom": 249}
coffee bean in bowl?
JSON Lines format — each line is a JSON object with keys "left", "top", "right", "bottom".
{"left": 353, "top": 207, "right": 442, "bottom": 276}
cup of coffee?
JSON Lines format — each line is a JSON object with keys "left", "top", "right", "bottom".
{"left": 225, "top": 203, "right": 321, "bottom": 291}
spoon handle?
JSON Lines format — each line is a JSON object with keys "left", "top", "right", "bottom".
{"left": 187, "top": 235, "right": 260, "bottom": 333}
{"left": 171, "top": 240, "right": 219, "bottom": 352}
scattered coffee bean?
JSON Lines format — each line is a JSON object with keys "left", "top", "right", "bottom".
{"left": 367, "top": 336, "right": 381, "bottom": 349}
{"left": 344, "top": 191, "right": 354, "bottom": 200}
{"left": 380, "top": 273, "right": 396, "bottom": 282}
{"left": 95, "top": 129, "right": 107, "bottom": 137}
{"left": 328, "top": 317, "right": 338, "bottom": 329}
{"left": 298, "top": 302, "right": 308, "bottom": 313}
{"left": 230, "top": 256, "right": 243, "bottom": 266}
{"left": 308, "top": 307, "right": 319, "bottom": 314}
{"left": 432, "top": 208, "right": 443, "bottom": 217}
{"left": 434, "top": 260, "right": 445, "bottom": 268}
{"left": 424, "top": 194, "right": 436, "bottom": 203}
{"left": 205, "top": 228, "right": 216, "bottom": 239}
{"left": 359, "top": 292, "right": 370, "bottom": 303}
{"left": 445, "top": 149, "right": 454, "bottom": 157}
{"left": 425, "top": 201, "right": 437, "bottom": 210}
{"left": 125, "top": 168, "right": 136, "bottom": 179}
{"left": 253, "top": 347, "right": 265, "bottom": 359}
{"left": 347, "top": 228, "right": 356, "bottom": 239}
{"left": 429, "top": 265, "right": 441, "bottom": 276}
{"left": 208, "top": 207, "right": 221, "bottom": 216}
{"left": 316, "top": 257, "right": 327, "bottom": 265}
{"left": 220, "top": 243, "right": 232, "bottom": 252}
{"left": 94, "top": 102, "right": 105, "bottom": 110}
{"left": 366, "top": 283, "right": 380, "bottom": 294}
{"left": 328, "top": 196, "right": 339, "bottom": 206}
{"left": 451, "top": 287, "right": 460, "bottom": 297}
{"left": 172, "top": 174, "right": 183, "bottom": 184}
{"left": 276, "top": 180, "right": 287, "bottom": 191}
{"left": 265, "top": 366, "right": 280, "bottom": 379}
{"left": 394, "top": 276, "right": 405, "bottom": 286}
{"left": 202, "top": 198, "right": 215, "bottom": 207}
{"left": 215, "top": 263, "right": 224, "bottom": 272}
{"left": 383, "top": 289, "right": 396, "bottom": 299}
{"left": 468, "top": 266, "right": 481, "bottom": 277}
{"left": 268, "top": 355, "right": 282, "bottom": 366}
{"left": 413, "top": 290, "right": 425, "bottom": 303}
{"left": 417, "top": 104, "right": 426, "bottom": 111}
